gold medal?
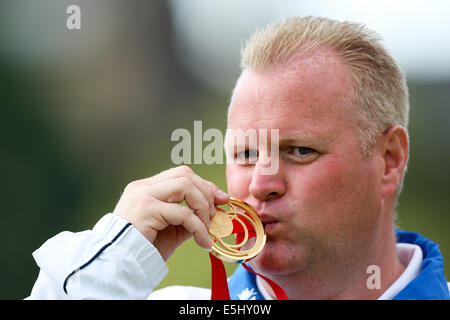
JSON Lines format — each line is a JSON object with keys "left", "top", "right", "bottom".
{"left": 208, "top": 197, "right": 266, "bottom": 263}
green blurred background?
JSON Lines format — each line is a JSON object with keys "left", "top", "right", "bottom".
{"left": 0, "top": 0, "right": 448, "bottom": 299}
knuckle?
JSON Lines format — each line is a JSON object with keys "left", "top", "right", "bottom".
{"left": 199, "top": 196, "right": 210, "bottom": 211}
{"left": 177, "top": 176, "right": 192, "bottom": 188}
{"left": 176, "top": 165, "right": 193, "bottom": 175}
{"left": 197, "top": 181, "right": 214, "bottom": 205}
{"left": 182, "top": 209, "right": 196, "bottom": 226}
{"left": 182, "top": 206, "right": 194, "bottom": 217}
{"left": 143, "top": 193, "right": 157, "bottom": 206}
{"left": 190, "top": 217, "right": 204, "bottom": 233}
{"left": 124, "top": 180, "right": 140, "bottom": 191}
{"left": 207, "top": 181, "right": 217, "bottom": 196}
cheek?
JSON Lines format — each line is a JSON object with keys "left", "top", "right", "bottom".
{"left": 226, "top": 164, "right": 251, "bottom": 197}
{"left": 291, "top": 155, "right": 344, "bottom": 205}
{"left": 290, "top": 155, "right": 379, "bottom": 228}
{"left": 307, "top": 156, "right": 354, "bottom": 203}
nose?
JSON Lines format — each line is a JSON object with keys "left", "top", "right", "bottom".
{"left": 248, "top": 160, "right": 286, "bottom": 201}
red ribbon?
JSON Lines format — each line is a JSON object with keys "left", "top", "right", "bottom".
{"left": 209, "top": 211, "right": 288, "bottom": 300}
{"left": 209, "top": 252, "right": 231, "bottom": 300}
{"left": 241, "top": 262, "right": 288, "bottom": 300}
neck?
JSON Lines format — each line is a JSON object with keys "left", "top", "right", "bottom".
{"left": 259, "top": 227, "right": 405, "bottom": 300}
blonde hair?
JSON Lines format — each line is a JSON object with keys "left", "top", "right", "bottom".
{"left": 239, "top": 16, "right": 409, "bottom": 158}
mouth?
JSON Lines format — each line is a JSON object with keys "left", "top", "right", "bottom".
{"left": 259, "top": 214, "right": 279, "bottom": 233}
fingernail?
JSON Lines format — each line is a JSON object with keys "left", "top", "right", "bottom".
{"left": 210, "top": 204, "right": 216, "bottom": 216}
{"left": 215, "top": 189, "right": 228, "bottom": 198}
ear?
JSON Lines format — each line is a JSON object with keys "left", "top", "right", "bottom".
{"left": 380, "top": 125, "right": 409, "bottom": 198}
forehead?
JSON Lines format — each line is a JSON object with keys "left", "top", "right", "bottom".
{"left": 228, "top": 48, "right": 354, "bottom": 136}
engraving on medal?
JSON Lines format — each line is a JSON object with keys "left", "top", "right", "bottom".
{"left": 208, "top": 197, "right": 266, "bottom": 263}
{"left": 209, "top": 211, "right": 233, "bottom": 238}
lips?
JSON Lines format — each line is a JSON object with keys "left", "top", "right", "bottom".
{"left": 260, "top": 215, "right": 278, "bottom": 224}
{"left": 246, "top": 201, "right": 280, "bottom": 232}
{"left": 257, "top": 213, "right": 279, "bottom": 233}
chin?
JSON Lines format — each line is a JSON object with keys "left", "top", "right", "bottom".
{"left": 250, "top": 240, "right": 307, "bottom": 275}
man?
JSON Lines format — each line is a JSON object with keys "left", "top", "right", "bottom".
{"left": 27, "top": 16, "right": 449, "bottom": 299}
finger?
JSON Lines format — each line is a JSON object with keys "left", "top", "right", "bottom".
{"left": 212, "top": 186, "right": 230, "bottom": 205}
{"left": 156, "top": 202, "right": 212, "bottom": 249}
{"left": 182, "top": 175, "right": 228, "bottom": 217}
{"left": 145, "top": 166, "right": 228, "bottom": 216}
{"left": 188, "top": 178, "right": 229, "bottom": 218}
{"left": 148, "top": 177, "right": 211, "bottom": 228}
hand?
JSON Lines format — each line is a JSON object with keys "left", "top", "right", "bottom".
{"left": 113, "top": 166, "right": 229, "bottom": 261}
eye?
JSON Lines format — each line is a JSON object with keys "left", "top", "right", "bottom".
{"left": 234, "top": 149, "right": 258, "bottom": 164}
{"left": 285, "top": 146, "right": 319, "bottom": 164}
{"left": 291, "top": 147, "right": 316, "bottom": 156}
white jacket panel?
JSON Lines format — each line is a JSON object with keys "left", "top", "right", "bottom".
{"left": 27, "top": 213, "right": 168, "bottom": 300}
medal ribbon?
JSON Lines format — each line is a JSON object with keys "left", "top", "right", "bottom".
{"left": 209, "top": 213, "right": 288, "bottom": 300}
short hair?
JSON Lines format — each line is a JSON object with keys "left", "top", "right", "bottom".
{"left": 239, "top": 16, "right": 410, "bottom": 159}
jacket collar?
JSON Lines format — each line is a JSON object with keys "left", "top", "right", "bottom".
{"left": 394, "top": 230, "right": 449, "bottom": 300}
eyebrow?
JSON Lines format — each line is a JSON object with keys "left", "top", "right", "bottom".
{"left": 279, "top": 133, "right": 321, "bottom": 142}
{"left": 278, "top": 133, "right": 334, "bottom": 146}
{"left": 224, "top": 130, "right": 336, "bottom": 149}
